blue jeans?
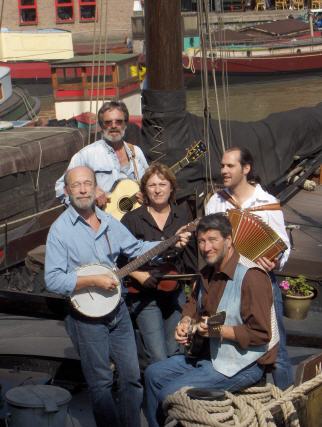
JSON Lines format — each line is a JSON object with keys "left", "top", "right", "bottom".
{"left": 127, "top": 289, "right": 185, "bottom": 368}
{"left": 271, "top": 275, "right": 294, "bottom": 390}
{"left": 65, "top": 299, "right": 142, "bottom": 427}
{"left": 145, "top": 355, "right": 264, "bottom": 427}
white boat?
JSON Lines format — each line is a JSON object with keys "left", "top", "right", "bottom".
{"left": 0, "top": 66, "right": 40, "bottom": 121}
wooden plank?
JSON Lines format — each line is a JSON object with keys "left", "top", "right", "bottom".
{"left": 295, "top": 352, "right": 322, "bottom": 386}
{"left": 306, "top": 386, "right": 322, "bottom": 427}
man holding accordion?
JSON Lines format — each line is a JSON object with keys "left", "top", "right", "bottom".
{"left": 205, "top": 146, "right": 292, "bottom": 390}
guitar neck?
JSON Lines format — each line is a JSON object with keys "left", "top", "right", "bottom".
{"left": 170, "top": 158, "right": 190, "bottom": 175}
{"left": 116, "top": 235, "right": 179, "bottom": 279}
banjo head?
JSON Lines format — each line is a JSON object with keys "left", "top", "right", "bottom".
{"left": 71, "top": 264, "right": 121, "bottom": 318}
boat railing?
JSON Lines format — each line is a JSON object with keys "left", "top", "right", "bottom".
{"left": 200, "top": 36, "right": 322, "bottom": 59}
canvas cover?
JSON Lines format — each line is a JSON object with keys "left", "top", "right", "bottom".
{"left": 139, "top": 89, "right": 322, "bottom": 200}
{"left": 0, "top": 127, "right": 86, "bottom": 268}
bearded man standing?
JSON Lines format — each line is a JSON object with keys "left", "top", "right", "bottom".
{"left": 55, "top": 101, "right": 148, "bottom": 207}
{"left": 46, "top": 166, "right": 191, "bottom": 427}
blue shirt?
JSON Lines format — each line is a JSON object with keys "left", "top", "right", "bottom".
{"left": 55, "top": 139, "right": 149, "bottom": 203}
{"left": 45, "top": 205, "right": 157, "bottom": 296}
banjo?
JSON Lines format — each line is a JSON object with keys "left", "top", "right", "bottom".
{"left": 70, "top": 219, "right": 199, "bottom": 318}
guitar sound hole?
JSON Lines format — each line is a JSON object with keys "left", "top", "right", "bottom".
{"left": 119, "top": 197, "right": 134, "bottom": 213}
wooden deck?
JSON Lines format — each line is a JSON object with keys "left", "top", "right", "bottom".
{"left": 281, "top": 184, "right": 322, "bottom": 280}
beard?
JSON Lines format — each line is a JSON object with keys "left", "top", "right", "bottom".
{"left": 203, "top": 241, "right": 229, "bottom": 267}
{"left": 103, "top": 127, "right": 126, "bottom": 144}
{"left": 205, "top": 251, "right": 225, "bottom": 267}
{"left": 69, "top": 192, "right": 96, "bottom": 211}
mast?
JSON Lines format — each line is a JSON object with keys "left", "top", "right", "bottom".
{"left": 144, "top": 0, "right": 184, "bottom": 90}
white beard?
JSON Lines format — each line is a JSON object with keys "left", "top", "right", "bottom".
{"left": 103, "top": 127, "right": 126, "bottom": 143}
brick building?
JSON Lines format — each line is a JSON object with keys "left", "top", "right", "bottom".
{"left": 0, "top": 0, "right": 134, "bottom": 43}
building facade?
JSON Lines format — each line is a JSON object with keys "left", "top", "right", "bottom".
{"left": 1, "top": 0, "right": 134, "bottom": 43}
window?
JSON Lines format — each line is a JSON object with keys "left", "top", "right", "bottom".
{"left": 18, "top": 0, "right": 38, "bottom": 25}
{"left": 79, "top": 0, "right": 96, "bottom": 22}
{"left": 56, "top": 0, "right": 74, "bottom": 23}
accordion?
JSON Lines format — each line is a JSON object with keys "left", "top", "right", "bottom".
{"left": 227, "top": 209, "right": 287, "bottom": 262}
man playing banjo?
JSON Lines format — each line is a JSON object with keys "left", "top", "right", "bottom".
{"left": 45, "top": 166, "right": 190, "bottom": 427}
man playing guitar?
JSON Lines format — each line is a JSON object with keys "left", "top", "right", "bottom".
{"left": 55, "top": 100, "right": 148, "bottom": 207}
{"left": 205, "top": 146, "right": 292, "bottom": 390}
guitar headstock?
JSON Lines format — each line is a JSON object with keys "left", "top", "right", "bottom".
{"left": 184, "top": 218, "right": 200, "bottom": 233}
{"left": 185, "top": 140, "right": 207, "bottom": 163}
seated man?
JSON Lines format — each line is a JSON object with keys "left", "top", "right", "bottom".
{"left": 144, "top": 213, "right": 279, "bottom": 427}
{"left": 205, "top": 146, "right": 292, "bottom": 390}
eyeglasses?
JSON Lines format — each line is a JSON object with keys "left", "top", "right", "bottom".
{"left": 103, "top": 119, "right": 125, "bottom": 127}
{"left": 69, "top": 180, "right": 94, "bottom": 189}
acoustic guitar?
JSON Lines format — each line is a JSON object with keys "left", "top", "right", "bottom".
{"left": 185, "top": 311, "right": 226, "bottom": 358}
{"left": 70, "top": 219, "right": 199, "bottom": 318}
{"left": 104, "top": 140, "right": 207, "bottom": 220}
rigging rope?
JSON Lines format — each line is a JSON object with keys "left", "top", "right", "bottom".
{"left": 197, "top": 0, "right": 213, "bottom": 198}
{"left": 14, "top": 86, "right": 39, "bottom": 122}
{"left": 87, "top": 0, "right": 99, "bottom": 145}
{"left": 197, "top": 0, "right": 229, "bottom": 200}
{"left": 93, "top": 0, "right": 105, "bottom": 143}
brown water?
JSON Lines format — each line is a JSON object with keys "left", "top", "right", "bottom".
{"left": 28, "top": 72, "right": 322, "bottom": 122}
{"left": 185, "top": 73, "right": 322, "bottom": 121}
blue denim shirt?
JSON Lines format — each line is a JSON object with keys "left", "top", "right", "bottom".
{"left": 55, "top": 139, "right": 149, "bottom": 203}
{"left": 45, "top": 205, "right": 157, "bottom": 296}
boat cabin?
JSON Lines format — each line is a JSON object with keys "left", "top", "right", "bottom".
{"left": 51, "top": 53, "right": 142, "bottom": 120}
{"left": 0, "top": 66, "right": 12, "bottom": 105}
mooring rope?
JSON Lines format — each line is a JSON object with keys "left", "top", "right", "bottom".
{"left": 163, "top": 372, "right": 322, "bottom": 427}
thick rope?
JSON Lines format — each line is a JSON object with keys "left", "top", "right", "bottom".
{"left": 163, "top": 372, "right": 322, "bottom": 427}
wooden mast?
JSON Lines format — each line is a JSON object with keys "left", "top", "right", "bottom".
{"left": 144, "top": 0, "right": 184, "bottom": 91}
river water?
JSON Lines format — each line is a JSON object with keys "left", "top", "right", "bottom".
{"left": 185, "top": 72, "right": 322, "bottom": 121}
{"left": 30, "top": 72, "right": 322, "bottom": 122}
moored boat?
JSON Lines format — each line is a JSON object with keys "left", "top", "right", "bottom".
{"left": 0, "top": 66, "right": 40, "bottom": 121}
{"left": 0, "top": 28, "right": 74, "bottom": 80}
{"left": 51, "top": 53, "right": 142, "bottom": 120}
{"left": 183, "top": 37, "right": 322, "bottom": 74}
{"left": 0, "top": 126, "right": 86, "bottom": 270}
{"left": 183, "top": 18, "right": 322, "bottom": 75}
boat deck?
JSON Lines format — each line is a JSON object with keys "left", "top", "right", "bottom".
{"left": 281, "top": 184, "right": 322, "bottom": 280}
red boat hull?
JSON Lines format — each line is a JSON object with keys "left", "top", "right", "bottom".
{"left": 183, "top": 51, "right": 322, "bottom": 74}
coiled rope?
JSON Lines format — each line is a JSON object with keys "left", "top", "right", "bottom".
{"left": 163, "top": 372, "right": 322, "bottom": 427}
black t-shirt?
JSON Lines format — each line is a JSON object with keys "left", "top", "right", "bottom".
{"left": 120, "top": 202, "right": 198, "bottom": 274}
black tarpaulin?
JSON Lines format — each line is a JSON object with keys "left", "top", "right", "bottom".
{"left": 140, "top": 89, "right": 322, "bottom": 199}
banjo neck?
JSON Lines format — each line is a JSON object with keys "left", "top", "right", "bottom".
{"left": 116, "top": 218, "right": 199, "bottom": 280}
{"left": 116, "top": 234, "right": 179, "bottom": 280}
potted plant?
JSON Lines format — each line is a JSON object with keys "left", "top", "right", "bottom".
{"left": 279, "top": 275, "right": 316, "bottom": 320}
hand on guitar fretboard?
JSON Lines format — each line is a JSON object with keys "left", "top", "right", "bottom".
{"left": 179, "top": 311, "right": 226, "bottom": 358}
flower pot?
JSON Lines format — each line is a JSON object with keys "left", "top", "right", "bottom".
{"left": 283, "top": 292, "right": 314, "bottom": 320}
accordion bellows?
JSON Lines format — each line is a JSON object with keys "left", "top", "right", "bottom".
{"left": 227, "top": 209, "right": 287, "bottom": 262}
